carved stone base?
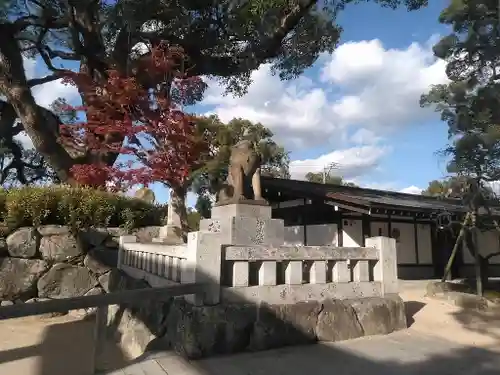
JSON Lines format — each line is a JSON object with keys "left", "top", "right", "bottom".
{"left": 211, "top": 202, "right": 272, "bottom": 220}
{"left": 215, "top": 197, "right": 268, "bottom": 207}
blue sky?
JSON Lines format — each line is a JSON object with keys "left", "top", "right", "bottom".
{"left": 23, "top": 1, "right": 453, "bottom": 205}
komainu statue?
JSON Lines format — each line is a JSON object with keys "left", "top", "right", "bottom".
{"left": 217, "top": 134, "right": 267, "bottom": 205}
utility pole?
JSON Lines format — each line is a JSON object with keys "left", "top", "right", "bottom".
{"left": 322, "top": 162, "right": 338, "bottom": 184}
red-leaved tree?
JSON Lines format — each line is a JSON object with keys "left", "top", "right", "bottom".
{"left": 58, "top": 44, "right": 209, "bottom": 201}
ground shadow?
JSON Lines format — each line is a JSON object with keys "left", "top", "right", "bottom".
{"left": 0, "top": 315, "right": 128, "bottom": 375}
{"left": 183, "top": 338, "right": 500, "bottom": 375}
{"left": 404, "top": 301, "right": 426, "bottom": 327}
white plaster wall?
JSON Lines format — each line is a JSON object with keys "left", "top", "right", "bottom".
{"left": 306, "top": 224, "right": 338, "bottom": 246}
{"left": 284, "top": 225, "right": 304, "bottom": 245}
{"left": 342, "top": 219, "right": 363, "bottom": 247}
{"left": 391, "top": 222, "right": 416, "bottom": 264}
{"left": 371, "top": 222, "right": 389, "bottom": 237}
{"left": 417, "top": 223, "right": 433, "bottom": 264}
{"left": 462, "top": 230, "right": 500, "bottom": 265}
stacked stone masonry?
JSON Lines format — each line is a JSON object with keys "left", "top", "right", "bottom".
{"left": 0, "top": 225, "right": 161, "bottom": 317}
{"left": 106, "top": 269, "right": 407, "bottom": 359}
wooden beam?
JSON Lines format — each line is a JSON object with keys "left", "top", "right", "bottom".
{"left": 325, "top": 200, "right": 370, "bottom": 214}
{"left": 0, "top": 283, "right": 204, "bottom": 320}
{"left": 91, "top": 306, "right": 107, "bottom": 373}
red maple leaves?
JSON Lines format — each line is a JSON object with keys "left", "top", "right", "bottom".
{"left": 59, "top": 44, "right": 207, "bottom": 191}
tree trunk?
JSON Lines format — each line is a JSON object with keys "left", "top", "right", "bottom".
{"left": 0, "top": 25, "right": 79, "bottom": 183}
{"left": 170, "top": 185, "right": 189, "bottom": 242}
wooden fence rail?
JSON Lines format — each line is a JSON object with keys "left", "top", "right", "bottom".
{"left": 0, "top": 283, "right": 205, "bottom": 375}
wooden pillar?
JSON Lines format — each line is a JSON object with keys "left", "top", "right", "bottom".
{"left": 413, "top": 217, "right": 420, "bottom": 265}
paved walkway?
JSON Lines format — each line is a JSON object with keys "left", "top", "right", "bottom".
{"left": 101, "top": 329, "right": 500, "bottom": 375}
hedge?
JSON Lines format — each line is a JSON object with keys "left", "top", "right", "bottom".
{"left": 0, "top": 185, "right": 166, "bottom": 232}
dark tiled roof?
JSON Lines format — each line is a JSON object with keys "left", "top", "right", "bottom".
{"left": 261, "top": 177, "right": 474, "bottom": 213}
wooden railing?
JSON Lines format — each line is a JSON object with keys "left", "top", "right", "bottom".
{"left": 0, "top": 283, "right": 204, "bottom": 375}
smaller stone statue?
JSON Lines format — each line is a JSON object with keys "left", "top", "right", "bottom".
{"left": 217, "top": 131, "right": 267, "bottom": 205}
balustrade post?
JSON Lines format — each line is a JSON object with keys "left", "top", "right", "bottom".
{"left": 182, "top": 231, "right": 222, "bottom": 305}
{"left": 366, "top": 236, "right": 398, "bottom": 295}
{"left": 118, "top": 236, "right": 137, "bottom": 270}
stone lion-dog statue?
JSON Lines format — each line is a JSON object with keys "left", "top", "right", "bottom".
{"left": 217, "top": 133, "right": 267, "bottom": 205}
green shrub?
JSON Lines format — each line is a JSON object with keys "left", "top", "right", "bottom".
{"left": 0, "top": 185, "right": 166, "bottom": 231}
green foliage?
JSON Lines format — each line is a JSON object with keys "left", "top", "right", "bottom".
{"left": 304, "top": 171, "right": 358, "bottom": 186}
{"left": 101, "top": 0, "right": 427, "bottom": 95}
{"left": 190, "top": 116, "right": 290, "bottom": 213}
{"left": 194, "top": 194, "right": 213, "bottom": 219}
{"left": 187, "top": 208, "right": 201, "bottom": 231}
{"left": 0, "top": 185, "right": 165, "bottom": 231}
{"left": 421, "top": 176, "right": 469, "bottom": 198}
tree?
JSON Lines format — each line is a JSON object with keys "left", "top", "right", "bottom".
{"left": 420, "top": 0, "right": 500, "bottom": 293}
{"left": 304, "top": 172, "right": 357, "bottom": 186}
{"left": 58, "top": 44, "right": 207, "bottom": 192}
{"left": 0, "top": 0, "right": 427, "bottom": 188}
{"left": 421, "top": 177, "right": 468, "bottom": 198}
{"left": 191, "top": 116, "right": 290, "bottom": 218}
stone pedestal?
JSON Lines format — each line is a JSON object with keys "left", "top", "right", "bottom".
{"left": 199, "top": 201, "right": 284, "bottom": 246}
{"left": 183, "top": 201, "right": 285, "bottom": 305}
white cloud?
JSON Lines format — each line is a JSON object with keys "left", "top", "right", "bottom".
{"left": 202, "top": 36, "right": 447, "bottom": 152}
{"left": 321, "top": 38, "right": 448, "bottom": 128}
{"left": 399, "top": 185, "right": 423, "bottom": 195}
{"left": 25, "top": 59, "right": 80, "bottom": 109}
{"left": 289, "top": 145, "right": 389, "bottom": 180}
{"left": 349, "top": 128, "right": 381, "bottom": 145}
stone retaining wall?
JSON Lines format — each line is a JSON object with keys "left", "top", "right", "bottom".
{"left": 106, "top": 269, "right": 407, "bottom": 359}
{"left": 0, "top": 225, "right": 160, "bottom": 317}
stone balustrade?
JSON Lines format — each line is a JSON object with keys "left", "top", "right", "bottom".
{"left": 118, "top": 233, "right": 397, "bottom": 305}
{"left": 216, "top": 236, "right": 396, "bottom": 304}
{"left": 224, "top": 244, "right": 379, "bottom": 286}
{"left": 118, "top": 236, "right": 188, "bottom": 287}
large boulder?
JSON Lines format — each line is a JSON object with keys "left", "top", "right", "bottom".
{"left": 7, "top": 227, "right": 40, "bottom": 258}
{"left": 349, "top": 295, "right": 407, "bottom": 335}
{"left": 39, "top": 233, "right": 83, "bottom": 262}
{"left": 69, "top": 287, "right": 104, "bottom": 319}
{"left": 37, "top": 263, "right": 97, "bottom": 299}
{"left": 84, "top": 248, "right": 114, "bottom": 275}
{"left": 79, "top": 228, "right": 109, "bottom": 247}
{"left": 37, "top": 225, "right": 71, "bottom": 236}
{"left": 0, "top": 257, "right": 49, "bottom": 300}
{"left": 249, "top": 301, "right": 320, "bottom": 351}
{"left": 0, "top": 238, "right": 8, "bottom": 257}
{"left": 105, "top": 271, "right": 407, "bottom": 360}
{"left": 316, "top": 300, "right": 364, "bottom": 341}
